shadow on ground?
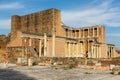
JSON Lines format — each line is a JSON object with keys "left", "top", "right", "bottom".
{"left": 0, "top": 68, "right": 35, "bottom": 80}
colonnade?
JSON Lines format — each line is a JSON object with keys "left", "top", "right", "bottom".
{"left": 92, "top": 45, "right": 100, "bottom": 58}
{"left": 66, "top": 27, "right": 99, "bottom": 38}
{"left": 22, "top": 35, "right": 46, "bottom": 57}
{"left": 65, "top": 42, "right": 79, "bottom": 57}
{"left": 65, "top": 40, "right": 93, "bottom": 57}
{"left": 21, "top": 32, "right": 55, "bottom": 57}
{"left": 107, "top": 46, "right": 115, "bottom": 58}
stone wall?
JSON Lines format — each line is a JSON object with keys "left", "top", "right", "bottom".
{"left": 37, "top": 57, "right": 94, "bottom": 66}
{"left": 0, "top": 35, "right": 9, "bottom": 62}
{"left": 11, "top": 8, "right": 61, "bottom": 36}
{"left": 0, "top": 34, "right": 8, "bottom": 52}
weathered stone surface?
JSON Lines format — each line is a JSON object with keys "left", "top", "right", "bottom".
{"left": 0, "top": 35, "right": 10, "bottom": 63}
{"left": 0, "top": 66, "right": 120, "bottom": 80}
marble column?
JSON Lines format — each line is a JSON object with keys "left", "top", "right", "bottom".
{"left": 99, "top": 45, "right": 101, "bottom": 58}
{"left": 109, "top": 47, "right": 110, "bottom": 58}
{"left": 21, "top": 38, "right": 24, "bottom": 58}
{"left": 65, "top": 42, "right": 67, "bottom": 57}
{"left": 44, "top": 33, "right": 47, "bottom": 56}
{"left": 97, "top": 45, "right": 99, "bottom": 58}
{"left": 47, "top": 40, "right": 49, "bottom": 57}
{"left": 87, "top": 40, "right": 90, "bottom": 58}
{"left": 94, "top": 45, "right": 96, "bottom": 58}
{"left": 91, "top": 45, "right": 93, "bottom": 58}
{"left": 39, "top": 39, "right": 41, "bottom": 57}
{"left": 68, "top": 42, "right": 71, "bottom": 57}
{"left": 52, "top": 31, "right": 55, "bottom": 57}
{"left": 76, "top": 43, "right": 79, "bottom": 57}
{"left": 81, "top": 42, "right": 83, "bottom": 54}
{"left": 72, "top": 43, "right": 74, "bottom": 57}
{"left": 113, "top": 47, "right": 115, "bottom": 58}
{"left": 29, "top": 38, "right": 32, "bottom": 46}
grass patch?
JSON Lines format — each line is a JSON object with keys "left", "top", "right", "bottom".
{"left": 84, "top": 72, "right": 92, "bottom": 74}
{"left": 64, "top": 64, "right": 75, "bottom": 70}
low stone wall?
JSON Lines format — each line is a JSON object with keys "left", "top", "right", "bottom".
{"left": 37, "top": 57, "right": 94, "bottom": 66}
{"left": 98, "top": 59, "right": 120, "bottom": 66}
{"left": 36, "top": 57, "right": 120, "bottom": 71}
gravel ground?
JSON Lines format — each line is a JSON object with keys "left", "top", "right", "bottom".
{"left": 0, "top": 65, "right": 120, "bottom": 80}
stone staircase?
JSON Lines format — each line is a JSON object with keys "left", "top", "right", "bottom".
{"left": 28, "top": 46, "right": 38, "bottom": 58}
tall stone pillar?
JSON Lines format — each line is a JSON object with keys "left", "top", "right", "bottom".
{"left": 81, "top": 42, "right": 83, "bottom": 54}
{"left": 21, "top": 38, "right": 24, "bottom": 58}
{"left": 44, "top": 33, "right": 47, "bottom": 56}
{"left": 96, "top": 45, "right": 97, "bottom": 58}
{"left": 74, "top": 43, "right": 76, "bottom": 57}
{"left": 72, "top": 43, "right": 74, "bottom": 57}
{"left": 76, "top": 43, "right": 79, "bottom": 57}
{"left": 88, "top": 41, "right": 90, "bottom": 58}
{"left": 84, "top": 40, "right": 87, "bottom": 55}
{"left": 92, "top": 45, "right": 93, "bottom": 58}
{"left": 29, "top": 38, "right": 32, "bottom": 46}
{"left": 113, "top": 47, "right": 115, "bottom": 58}
{"left": 99, "top": 45, "right": 101, "bottom": 58}
{"left": 97, "top": 45, "right": 99, "bottom": 58}
{"left": 94, "top": 45, "right": 96, "bottom": 58}
{"left": 47, "top": 40, "right": 49, "bottom": 57}
{"left": 52, "top": 31, "right": 55, "bottom": 57}
{"left": 109, "top": 47, "right": 111, "bottom": 58}
{"left": 71, "top": 43, "right": 73, "bottom": 57}
{"left": 93, "top": 45, "right": 95, "bottom": 58}
{"left": 91, "top": 45, "right": 93, "bottom": 58}
{"left": 71, "top": 29, "right": 72, "bottom": 38}
{"left": 65, "top": 42, "right": 67, "bottom": 57}
{"left": 68, "top": 42, "right": 71, "bottom": 57}
{"left": 24, "top": 38, "right": 28, "bottom": 58}
{"left": 88, "top": 41, "right": 89, "bottom": 52}
{"left": 39, "top": 39, "right": 41, "bottom": 57}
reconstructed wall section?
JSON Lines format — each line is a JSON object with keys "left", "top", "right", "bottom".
{"left": 11, "top": 8, "right": 63, "bottom": 36}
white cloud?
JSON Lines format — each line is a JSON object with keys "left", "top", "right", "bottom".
{"left": 107, "top": 33, "right": 120, "bottom": 37}
{"left": 62, "top": 0, "right": 120, "bottom": 27}
{"left": 0, "top": 19, "right": 11, "bottom": 29}
{"left": 0, "top": 2, "right": 24, "bottom": 9}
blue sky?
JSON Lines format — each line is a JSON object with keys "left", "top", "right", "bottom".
{"left": 0, "top": 0, "right": 120, "bottom": 49}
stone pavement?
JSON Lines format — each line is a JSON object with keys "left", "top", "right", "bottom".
{"left": 0, "top": 66, "right": 120, "bottom": 80}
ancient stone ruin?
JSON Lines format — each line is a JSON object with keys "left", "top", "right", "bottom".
{"left": 0, "top": 8, "right": 119, "bottom": 71}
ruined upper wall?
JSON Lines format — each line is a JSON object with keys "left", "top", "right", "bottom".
{"left": 0, "top": 35, "right": 8, "bottom": 50}
{"left": 0, "top": 35, "right": 8, "bottom": 42}
{"left": 11, "top": 8, "right": 61, "bottom": 35}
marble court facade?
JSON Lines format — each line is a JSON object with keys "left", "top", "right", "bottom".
{"left": 6, "top": 8, "right": 118, "bottom": 59}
